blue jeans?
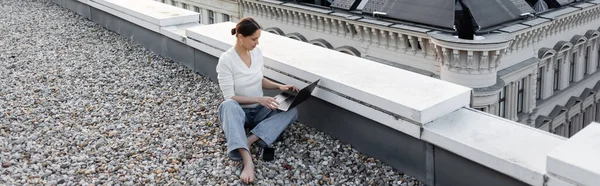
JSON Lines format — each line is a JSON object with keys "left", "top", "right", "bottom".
{"left": 218, "top": 99, "right": 298, "bottom": 161}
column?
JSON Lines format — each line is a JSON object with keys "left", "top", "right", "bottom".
{"left": 506, "top": 82, "right": 515, "bottom": 120}
{"left": 528, "top": 73, "right": 536, "bottom": 113}
{"left": 575, "top": 48, "right": 585, "bottom": 82}
{"left": 561, "top": 55, "right": 570, "bottom": 90}
{"left": 592, "top": 103, "right": 597, "bottom": 123}
{"left": 543, "top": 63, "right": 554, "bottom": 99}
{"left": 511, "top": 82, "right": 518, "bottom": 120}
{"left": 593, "top": 40, "right": 599, "bottom": 73}
{"left": 388, "top": 32, "right": 397, "bottom": 50}
{"left": 580, "top": 108, "right": 586, "bottom": 130}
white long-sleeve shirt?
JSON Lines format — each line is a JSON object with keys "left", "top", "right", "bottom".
{"left": 216, "top": 47, "right": 264, "bottom": 108}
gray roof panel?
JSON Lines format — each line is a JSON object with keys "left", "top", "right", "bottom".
{"left": 511, "top": 0, "right": 536, "bottom": 13}
{"left": 499, "top": 24, "right": 530, "bottom": 33}
{"left": 521, "top": 18, "right": 550, "bottom": 26}
{"left": 573, "top": 2, "right": 595, "bottom": 9}
{"left": 463, "top": 0, "right": 528, "bottom": 29}
{"left": 330, "top": 12, "right": 354, "bottom": 18}
{"left": 556, "top": 0, "right": 575, "bottom": 6}
{"left": 589, "top": 0, "right": 600, "bottom": 5}
{"left": 282, "top": 3, "right": 333, "bottom": 14}
{"left": 540, "top": 7, "right": 579, "bottom": 19}
{"left": 390, "top": 24, "right": 432, "bottom": 33}
{"left": 260, "top": 0, "right": 285, "bottom": 5}
{"left": 381, "top": 0, "right": 455, "bottom": 29}
{"left": 331, "top": 0, "right": 360, "bottom": 10}
{"left": 346, "top": 15, "right": 363, "bottom": 20}
{"left": 362, "top": 0, "right": 388, "bottom": 14}
{"left": 357, "top": 18, "right": 394, "bottom": 27}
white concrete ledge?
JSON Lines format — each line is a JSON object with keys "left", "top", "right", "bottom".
{"left": 547, "top": 123, "right": 600, "bottom": 186}
{"left": 186, "top": 23, "right": 472, "bottom": 126}
{"left": 85, "top": 0, "right": 199, "bottom": 32}
{"left": 423, "top": 108, "right": 566, "bottom": 185}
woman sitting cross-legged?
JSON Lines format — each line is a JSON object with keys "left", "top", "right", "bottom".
{"left": 216, "top": 17, "right": 299, "bottom": 184}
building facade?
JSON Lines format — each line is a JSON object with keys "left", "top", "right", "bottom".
{"left": 156, "top": 0, "right": 239, "bottom": 24}
{"left": 166, "top": 0, "right": 600, "bottom": 138}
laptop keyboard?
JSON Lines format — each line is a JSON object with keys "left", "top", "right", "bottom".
{"left": 284, "top": 96, "right": 294, "bottom": 103}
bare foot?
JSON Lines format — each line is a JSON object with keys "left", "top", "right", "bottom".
{"left": 241, "top": 160, "right": 255, "bottom": 184}
{"left": 247, "top": 134, "right": 259, "bottom": 148}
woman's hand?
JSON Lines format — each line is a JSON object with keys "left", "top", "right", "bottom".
{"left": 257, "top": 96, "right": 279, "bottom": 110}
{"left": 279, "top": 84, "right": 299, "bottom": 92}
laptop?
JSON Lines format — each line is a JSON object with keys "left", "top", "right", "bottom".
{"left": 274, "top": 79, "right": 320, "bottom": 111}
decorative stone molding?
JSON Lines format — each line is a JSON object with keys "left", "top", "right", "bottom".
{"left": 308, "top": 38, "right": 334, "bottom": 49}
{"left": 570, "top": 35, "right": 587, "bottom": 46}
{"left": 264, "top": 27, "right": 285, "bottom": 35}
{"left": 508, "top": 4, "right": 600, "bottom": 54}
{"left": 285, "top": 32, "right": 307, "bottom": 42}
{"left": 240, "top": 0, "right": 434, "bottom": 58}
{"left": 538, "top": 47, "right": 556, "bottom": 60}
{"left": 429, "top": 32, "right": 513, "bottom": 74}
{"left": 335, "top": 46, "right": 361, "bottom": 57}
{"left": 553, "top": 41, "right": 572, "bottom": 53}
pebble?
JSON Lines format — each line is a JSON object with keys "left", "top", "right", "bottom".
{"left": 0, "top": 0, "right": 419, "bottom": 185}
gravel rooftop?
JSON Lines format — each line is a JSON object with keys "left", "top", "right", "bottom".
{"left": 0, "top": 0, "right": 419, "bottom": 185}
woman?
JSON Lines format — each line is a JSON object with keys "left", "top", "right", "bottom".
{"left": 216, "top": 17, "right": 298, "bottom": 184}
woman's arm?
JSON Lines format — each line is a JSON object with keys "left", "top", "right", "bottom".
{"left": 262, "top": 78, "right": 283, "bottom": 90}
{"left": 230, "top": 95, "right": 260, "bottom": 104}
{"left": 262, "top": 78, "right": 299, "bottom": 91}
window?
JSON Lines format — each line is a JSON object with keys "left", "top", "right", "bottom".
{"left": 570, "top": 53, "right": 575, "bottom": 83}
{"left": 194, "top": 7, "right": 202, "bottom": 23}
{"left": 223, "top": 14, "right": 230, "bottom": 22}
{"left": 182, "top": 3, "right": 188, "bottom": 9}
{"left": 554, "top": 59, "right": 561, "bottom": 91}
{"left": 537, "top": 67, "right": 543, "bottom": 100}
{"left": 517, "top": 78, "right": 525, "bottom": 113}
{"left": 208, "top": 10, "right": 214, "bottom": 24}
{"left": 499, "top": 86, "right": 507, "bottom": 118}
{"left": 171, "top": 0, "right": 176, "bottom": 6}
{"left": 568, "top": 119, "right": 574, "bottom": 137}
{"left": 585, "top": 46, "right": 590, "bottom": 75}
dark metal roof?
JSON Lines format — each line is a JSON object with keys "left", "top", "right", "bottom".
{"left": 283, "top": 0, "right": 585, "bottom": 33}
{"left": 549, "top": 106, "right": 567, "bottom": 118}
{"left": 565, "top": 96, "right": 582, "bottom": 108}
{"left": 371, "top": 0, "right": 535, "bottom": 30}
{"left": 462, "top": 0, "right": 534, "bottom": 30}
{"left": 594, "top": 81, "right": 600, "bottom": 92}
{"left": 535, "top": 115, "right": 551, "bottom": 128}
{"left": 512, "top": 0, "right": 536, "bottom": 13}
{"left": 362, "top": 0, "right": 387, "bottom": 14}
{"left": 556, "top": 0, "right": 575, "bottom": 6}
{"left": 381, "top": 0, "right": 456, "bottom": 29}
{"left": 580, "top": 88, "right": 595, "bottom": 98}
{"left": 331, "top": 0, "right": 360, "bottom": 10}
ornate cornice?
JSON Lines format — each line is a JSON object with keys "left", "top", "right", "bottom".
{"left": 429, "top": 32, "right": 513, "bottom": 74}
